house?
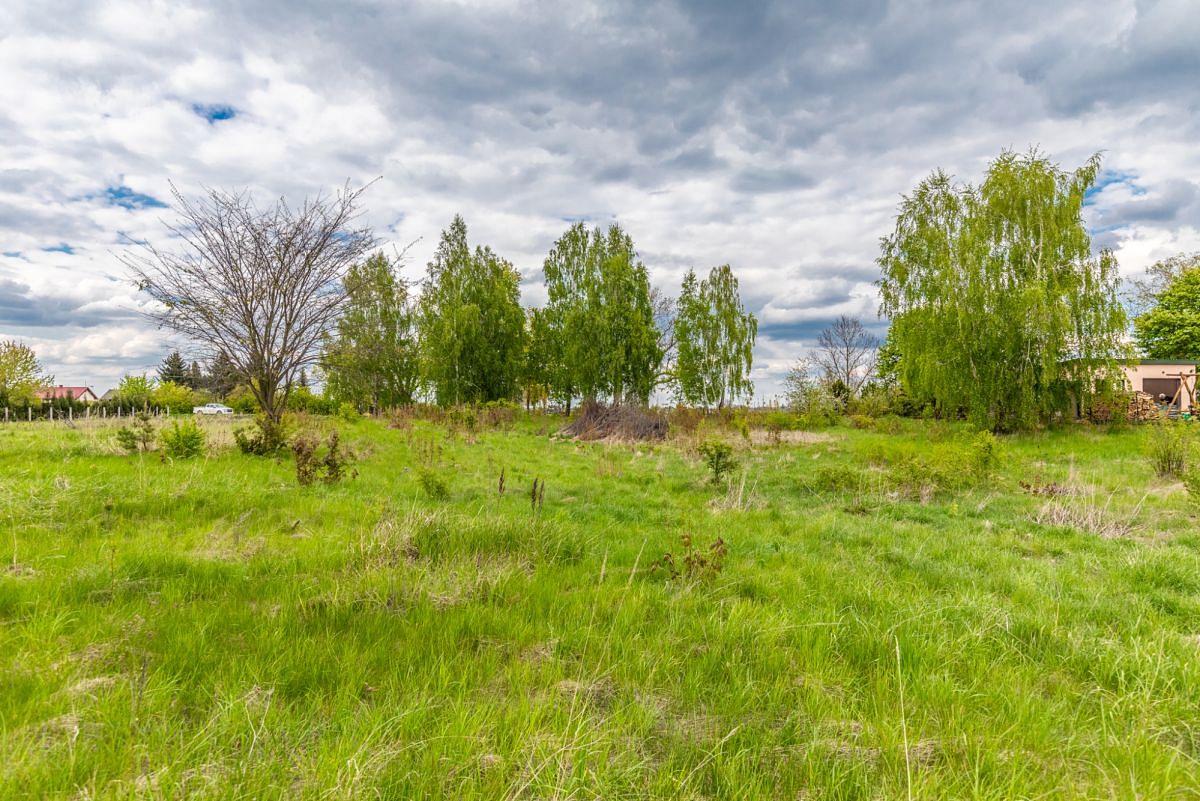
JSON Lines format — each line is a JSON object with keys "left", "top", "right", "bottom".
{"left": 35, "top": 385, "right": 99, "bottom": 404}
{"left": 1120, "top": 360, "right": 1197, "bottom": 414}
{"left": 100, "top": 389, "right": 119, "bottom": 401}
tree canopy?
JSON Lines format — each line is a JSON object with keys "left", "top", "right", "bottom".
{"left": 542, "top": 222, "right": 662, "bottom": 406}
{"left": 0, "top": 340, "right": 52, "bottom": 406}
{"left": 878, "top": 149, "right": 1127, "bottom": 430}
{"left": 674, "top": 264, "right": 757, "bottom": 408}
{"left": 322, "top": 252, "right": 420, "bottom": 410}
{"left": 1133, "top": 262, "right": 1200, "bottom": 361}
{"left": 417, "top": 215, "right": 526, "bottom": 406}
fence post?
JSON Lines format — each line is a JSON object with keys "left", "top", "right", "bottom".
{"left": 49, "top": 407, "right": 54, "bottom": 422}
{"left": 28, "top": 407, "right": 32, "bottom": 422}
{"left": 69, "top": 407, "right": 73, "bottom": 422}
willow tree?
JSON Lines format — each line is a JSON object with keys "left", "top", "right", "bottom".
{"left": 542, "top": 222, "right": 661, "bottom": 407}
{"left": 418, "top": 215, "right": 526, "bottom": 406}
{"left": 878, "top": 149, "right": 1127, "bottom": 430}
{"left": 674, "top": 264, "right": 757, "bottom": 408}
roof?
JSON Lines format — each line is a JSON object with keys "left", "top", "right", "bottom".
{"left": 1122, "top": 358, "right": 1199, "bottom": 366}
{"left": 35, "top": 385, "right": 97, "bottom": 400}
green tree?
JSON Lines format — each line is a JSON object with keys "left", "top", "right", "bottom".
{"left": 418, "top": 216, "right": 527, "bottom": 406}
{"left": 0, "top": 340, "right": 52, "bottom": 406}
{"left": 1133, "top": 264, "right": 1200, "bottom": 361}
{"left": 674, "top": 265, "right": 757, "bottom": 408}
{"left": 157, "top": 351, "right": 188, "bottom": 385}
{"left": 152, "top": 381, "right": 197, "bottom": 413}
{"left": 322, "top": 252, "right": 420, "bottom": 411}
{"left": 521, "top": 307, "right": 555, "bottom": 410}
{"left": 878, "top": 149, "right": 1127, "bottom": 431}
{"left": 205, "top": 352, "right": 240, "bottom": 399}
{"left": 117, "top": 374, "right": 155, "bottom": 410}
{"left": 542, "top": 222, "right": 662, "bottom": 407}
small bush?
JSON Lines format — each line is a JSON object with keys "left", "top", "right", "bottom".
{"left": 235, "top": 415, "right": 287, "bottom": 455}
{"left": 1183, "top": 469, "right": 1200, "bottom": 506}
{"left": 116, "top": 412, "right": 155, "bottom": 453}
{"left": 968, "top": 430, "right": 1001, "bottom": 481}
{"left": 417, "top": 468, "right": 450, "bottom": 501}
{"left": 807, "top": 464, "right": 868, "bottom": 494}
{"left": 337, "top": 402, "right": 360, "bottom": 424}
{"left": 293, "top": 430, "right": 353, "bottom": 486}
{"left": 698, "top": 439, "right": 737, "bottom": 485}
{"left": 764, "top": 411, "right": 795, "bottom": 443}
{"left": 1147, "top": 419, "right": 1189, "bottom": 478}
{"left": 160, "top": 419, "right": 206, "bottom": 459}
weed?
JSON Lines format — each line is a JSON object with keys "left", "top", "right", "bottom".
{"left": 293, "top": 430, "right": 353, "bottom": 486}
{"left": 160, "top": 419, "right": 206, "bottom": 459}
{"left": 530, "top": 477, "right": 545, "bottom": 511}
{"left": 1183, "top": 468, "right": 1200, "bottom": 506}
{"left": 653, "top": 533, "right": 728, "bottom": 581}
{"left": 417, "top": 468, "right": 450, "bottom": 500}
{"left": 698, "top": 439, "right": 737, "bottom": 485}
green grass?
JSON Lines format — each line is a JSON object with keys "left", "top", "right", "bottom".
{"left": 1, "top": 414, "right": 1199, "bottom": 799}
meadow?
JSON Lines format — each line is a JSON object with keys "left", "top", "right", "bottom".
{"left": 1, "top": 413, "right": 1198, "bottom": 800}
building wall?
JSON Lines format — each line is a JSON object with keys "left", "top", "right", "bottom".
{"left": 1121, "top": 363, "right": 1196, "bottom": 413}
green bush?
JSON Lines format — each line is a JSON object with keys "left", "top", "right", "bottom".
{"left": 417, "top": 468, "right": 450, "bottom": 501}
{"left": 1183, "top": 468, "right": 1200, "bottom": 506}
{"left": 698, "top": 439, "right": 738, "bottom": 485}
{"left": 807, "top": 464, "right": 868, "bottom": 494}
{"left": 115, "top": 412, "right": 155, "bottom": 453}
{"left": 160, "top": 419, "right": 206, "bottom": 459}
{"left": 1147, "top": 419, "right": 1189, "bottom": 478}
{"left": 234, "top": 415, "right": 288, "bottom": 455}
{"left": 337, "top": 402, "right": 360, "bottom": 424}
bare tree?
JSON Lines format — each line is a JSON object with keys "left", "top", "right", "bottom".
{"left": 813, "top": 315, "right": 879, "bottom": 396}
{"left": 124, "top": 183, "right": 376, "bottom": 438}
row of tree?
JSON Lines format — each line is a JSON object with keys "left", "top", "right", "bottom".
{"left": 124, "top": 186, "right": 758, "bottom": 438}
{"left": 316, "top": 216, "right": 757, "bottom": 414}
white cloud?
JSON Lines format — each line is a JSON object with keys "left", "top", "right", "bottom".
{"left": 1, "top": 0, "right": 1198, "bottom": 399}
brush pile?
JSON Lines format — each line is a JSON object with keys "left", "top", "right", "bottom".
{"left": 561, "top": 402, "right": 668, "bottom": 441}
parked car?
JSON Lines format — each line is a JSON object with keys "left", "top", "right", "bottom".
{"left": 193, "top": 403, "right": 234, "bottom": 415}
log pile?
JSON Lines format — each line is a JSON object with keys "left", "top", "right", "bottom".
{"left": 1128, "top": 391, "right": 1162, "bottom": 422}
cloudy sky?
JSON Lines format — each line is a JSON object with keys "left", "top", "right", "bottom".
{"left": 2, "top": 0, "right": 1198, "bottom": 400}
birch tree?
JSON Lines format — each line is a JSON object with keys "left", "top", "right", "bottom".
{"left": 878, "top": 149, "right": 1127, "bottom": 430}
{"left": 674, "top": 265, "right": 757, "bottom": 408}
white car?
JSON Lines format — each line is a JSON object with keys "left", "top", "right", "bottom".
{"left": 192, "top": 403, "right": 234, "bottom": 415}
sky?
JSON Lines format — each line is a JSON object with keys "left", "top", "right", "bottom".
{"left": 1, "top": 0, "right": 1198, "bottom": 401}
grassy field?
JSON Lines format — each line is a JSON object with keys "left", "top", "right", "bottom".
{"left": 1, "top": 413, "right": 1198, "bottom": 799}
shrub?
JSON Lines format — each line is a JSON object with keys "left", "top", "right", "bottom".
{"left": 234, "top": 415, "right": 288, "bottom": 455}
{"left": 1147, "top": 419, "right": 1189, "bottom": 478}
{"left": 337, "top": 402, "right": 360, "bottom": 424}
{"left": 764, "top": 411, "right": 795, "bottom": 443}
{"left": 807, "top": 464, "right": 868, "bottom": 494}
{"left": 116, "top": 412, "right": 155, "bottom": 453}
{"left": 968, "top": 430, "right": 1001, "bottom": 481}
{"left": 1183, "top": 467, "right": 1200, "bottom": 506}
{"left": 160, "top": 419, "right": 206, "bottom": 459}
{"left": 698, "top": 439, "right": 737, "bottom": 485}
{"left": 293, "top": 430, "right": 352, "bottom": 486}
{"left": 225, "top": 385, "right": 259, "bottom": 414}
{"left": 417, "top": 468, "right": 450, "bottom": 500}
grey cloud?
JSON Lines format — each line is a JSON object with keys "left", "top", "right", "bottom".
{"left": 0, "top": 277, "right": 135, "bottom": 328}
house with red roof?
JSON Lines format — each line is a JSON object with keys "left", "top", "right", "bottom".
{"left": 35, "top": 385, "right": 99, "bottom": 403}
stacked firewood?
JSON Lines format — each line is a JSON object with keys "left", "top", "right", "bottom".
{"left": 1128, "top": 391, "right": 1162, "bottom": 422}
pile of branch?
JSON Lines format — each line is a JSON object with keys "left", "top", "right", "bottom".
{"left": 561, "top": 402, "right": 668, "bottom": 441}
